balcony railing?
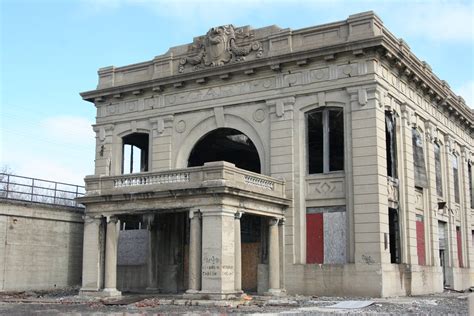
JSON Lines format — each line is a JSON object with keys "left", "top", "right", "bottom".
{"left": 84, "top": 161, "right": 286, "bottom": 199}
{"left": 0, "top": 173, "right": 85, "bottom": 209}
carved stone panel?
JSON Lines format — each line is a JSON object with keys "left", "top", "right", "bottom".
{"left": 306, "top": 175, "right": 345, "bottom": 200}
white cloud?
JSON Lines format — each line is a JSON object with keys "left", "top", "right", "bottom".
{"left": 456, "top": 80, "right": 474, "bottom": 108}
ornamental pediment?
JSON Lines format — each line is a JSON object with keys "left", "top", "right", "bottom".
{"left": 178, "top": 25, "right": 263, "bottom": 73}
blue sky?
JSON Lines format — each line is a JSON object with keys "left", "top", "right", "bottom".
{"left": 1, "top": 0, "right": 473, "bottom": 184}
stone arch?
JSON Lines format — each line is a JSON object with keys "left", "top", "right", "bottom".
{"left": 175, "top": 114, "right": 267, "bottom": 174}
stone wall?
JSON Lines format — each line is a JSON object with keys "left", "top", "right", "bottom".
{"left": 0, "top": 200, "right": 84, "bottom": 291}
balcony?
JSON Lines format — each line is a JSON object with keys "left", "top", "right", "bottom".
{"left": 78, "top": 161, "right": 290, "bottom": 216}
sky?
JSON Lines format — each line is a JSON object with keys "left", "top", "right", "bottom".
{"left": 1, "top": 0, "right": 473, "bottom": 185}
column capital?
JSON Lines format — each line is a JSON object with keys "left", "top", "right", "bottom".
{"left": 269, "top": 217, "right": 280, "bottom": 226}
{"left": 83, "top": 215, "right": 102, "bottom": 225}
{"left": 189, "top": 209, "right": 201, "bottom": 219}
{"left": 234, "top": 211, "right": 243, "bottom": 220}
{"left": 106, "top": 215, "right": 119, "bottom": 224}
{"left": 278, "top": 218, "right": 286, "bottom": 225}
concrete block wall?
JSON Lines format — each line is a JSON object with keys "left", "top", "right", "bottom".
{"left": 0, "top": 200, "right": 83, "bottom": 291}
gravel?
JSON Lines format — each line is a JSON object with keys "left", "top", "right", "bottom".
{"left": 0, "top": 289, "right": 469, "bottom": 315}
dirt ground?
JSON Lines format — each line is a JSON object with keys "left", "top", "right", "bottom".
{"left": 0, "top": 288, "right": 470, "bottom": 315}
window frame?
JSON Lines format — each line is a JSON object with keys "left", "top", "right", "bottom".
{"left": 121, "top": 132, "right": 150, "bottom": 175}
{"left": 434, "top": 141, "right": 444, "bottom": 198}
{"left": 452, "top": 153, "right": 460, "bottom": 204}
{"left": 306, "top": 106, "right": 344, "bottom": 175}
{"left": 412, "top": 127, "right": 428, "bottom": 189}
{"left": 385, "top": 111, "right": 397, "bottom": 178}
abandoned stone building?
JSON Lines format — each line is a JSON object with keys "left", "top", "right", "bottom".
{"left": 77, "top": 11, "right": 474, "bottom": 298}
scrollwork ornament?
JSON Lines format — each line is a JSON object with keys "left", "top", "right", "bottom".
{"left": 179, "top": 25, "right": 263, "bottom": 73}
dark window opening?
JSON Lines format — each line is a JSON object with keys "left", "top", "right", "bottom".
{"left": 122, "top": 133, "right": 149, "bottom": 174}
{"left": 188, "top": 128, "right": 261, "bottom": 173}
{"left": 388, "top": 208, "right": 401, "bottom": 264}
{"left": 385, "top": 112, "right": 397, "bottom": 178}
{"left": 308, "top": 107, "right": 344, "bottom": 174}
{"left": 119, "top": 214, "right": 145, "bottom": 230}
{"left": 456, "top": 226, "right": 463, "bottom": 268}
{"left": 469, "top": 163, "right": 473, "bottom": 208}
{"left": 453, "top": 155, "right": 460, "bottom": 204}
{"left": 434, "top": 142, "right": 443, "bottom": 197}
{"left": 412, "top": 128, "right": 428, "bottom": 188}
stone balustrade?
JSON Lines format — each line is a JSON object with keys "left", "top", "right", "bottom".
{"left": 83, "top": 161, "right": 286, "bottom": 199}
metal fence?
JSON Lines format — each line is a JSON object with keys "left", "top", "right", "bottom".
{"left": 0, "top": 173, "right": 85, "bottom": 209}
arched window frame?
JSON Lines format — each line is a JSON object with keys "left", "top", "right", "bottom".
{"left": 121, "top": 132, "right": 150, "bottom": 174}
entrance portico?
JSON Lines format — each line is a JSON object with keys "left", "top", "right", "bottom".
{"left": 78, "top": 161, "right": 289, "bottom": 298}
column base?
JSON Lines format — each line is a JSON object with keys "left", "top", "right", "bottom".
{"left": 145, "top": 287, "right": 160, "bottom": 293}
{"left": 79, "top": 288, "right": 101, "bottom": 297}
{"left": 184, "top": 290, "right": 244, "bottom": 300}
{"left": 102, "top": 288, "right": 122, "bottom": 297}
{"left": 264, "top": 288, "right": 286, "bottom": 297}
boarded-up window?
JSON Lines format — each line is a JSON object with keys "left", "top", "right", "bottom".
{"left": 434, "top": 142, "right": 443, "bottom": 197}
{"left": 385, "top": 112, "right": 397, "bottom": 178}
{"left": 306, "top": 206, "right": 346, "bottom": 264}
{"left": 416, "top": 215, "right": 426, "bottom": 265}
{"left": 412, "top": 129, "right": 428, "bottom": 188}
{"left": 456, "top": 226, "right": 463, "bottom": 268}
{"left": 307, "top": 108, "right": 344, "bottom": 174}
{"left": 388, "top": 208, "right": 401, "bottom": 263}
{"left": 452, "top": 155, "right": 460, "bottom": 204}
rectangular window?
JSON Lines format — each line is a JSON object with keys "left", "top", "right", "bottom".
{"left": 306, "top": 206, "right": 346, "bottom": 264}
{"left": 412, "top": 129, "right": 428, "bottom": 188}
{"left": 416, "top": 215, "right": 426, "bottom": 265}
{"left": 453, "top": 155, "right": 460, "bottom": 204}
{"left": 385, "top": 112, "right": 397, "bottom": 178}
{"left": 456, "top": 226, "right": 463, "bottom": 268}
{"left": 434, "top": 142, "right": 443, "bottom": 197}
{"left": 307, "top": 111, "right": 324, "bottom": 174}
{"left": 469, "top": 163, "right": 473, "bottom": 208}
{"left": 329, "top": 109, "right": 344, "bottom": 171}
{"left": 388, "top": 208, "right": 401, "bottom": 263}
{"left": 308, "top": 108, "right": 344, "bottom": 174}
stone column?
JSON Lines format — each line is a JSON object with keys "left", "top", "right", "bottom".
{"left": 146, "top": 214, "right": 158, "bottom": 292}
{"left": 234, "top": 212, "right": 243, "bottom": 293}
{"left": 80, "top": 215, "right": 103, "bottom": 296}
{"left": 200, "top": 207, "right": 236, "bottom": 299}
{"left": 103, "top": 216, "right": 121, "bottom": 297}
{"left": 187, "top": 209, "right": 201, "bottom": 293}
{"left": 267, "top": 217, "right": 282, "bottom": 295}
{"left": 278, "top": 218, "right": 286, "bottom": 291}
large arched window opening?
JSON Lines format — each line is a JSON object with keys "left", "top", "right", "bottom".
{"left": 187, "top": 128, "right": 261, "bottom": 173}
{"left": 122, "top": 133, "right": 149, "bottom": 174}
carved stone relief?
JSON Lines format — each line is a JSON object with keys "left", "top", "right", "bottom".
{"left": 306, "top": 177, "right": 345, "bottom": 200}
{"left": 179, "top": 25, "right": 263, "bottom": 73}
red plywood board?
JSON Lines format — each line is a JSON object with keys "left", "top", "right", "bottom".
{"left": 416, "top": 218, "right": 426, "bottom": 266}
{"left": 306, "top": 213, "right": 324, "bottom": 264}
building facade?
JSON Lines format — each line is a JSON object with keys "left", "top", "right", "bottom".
{"left": 78, "top": 11, "right": 474, "bottom": 298}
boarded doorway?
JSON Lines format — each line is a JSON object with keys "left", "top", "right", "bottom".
{"left": 241, "top": 214, "right": 263, "bottom": 292}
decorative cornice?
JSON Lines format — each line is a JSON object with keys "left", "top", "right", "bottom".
{"left": 80, "top": 11, "right": 472, "bottom": 130}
